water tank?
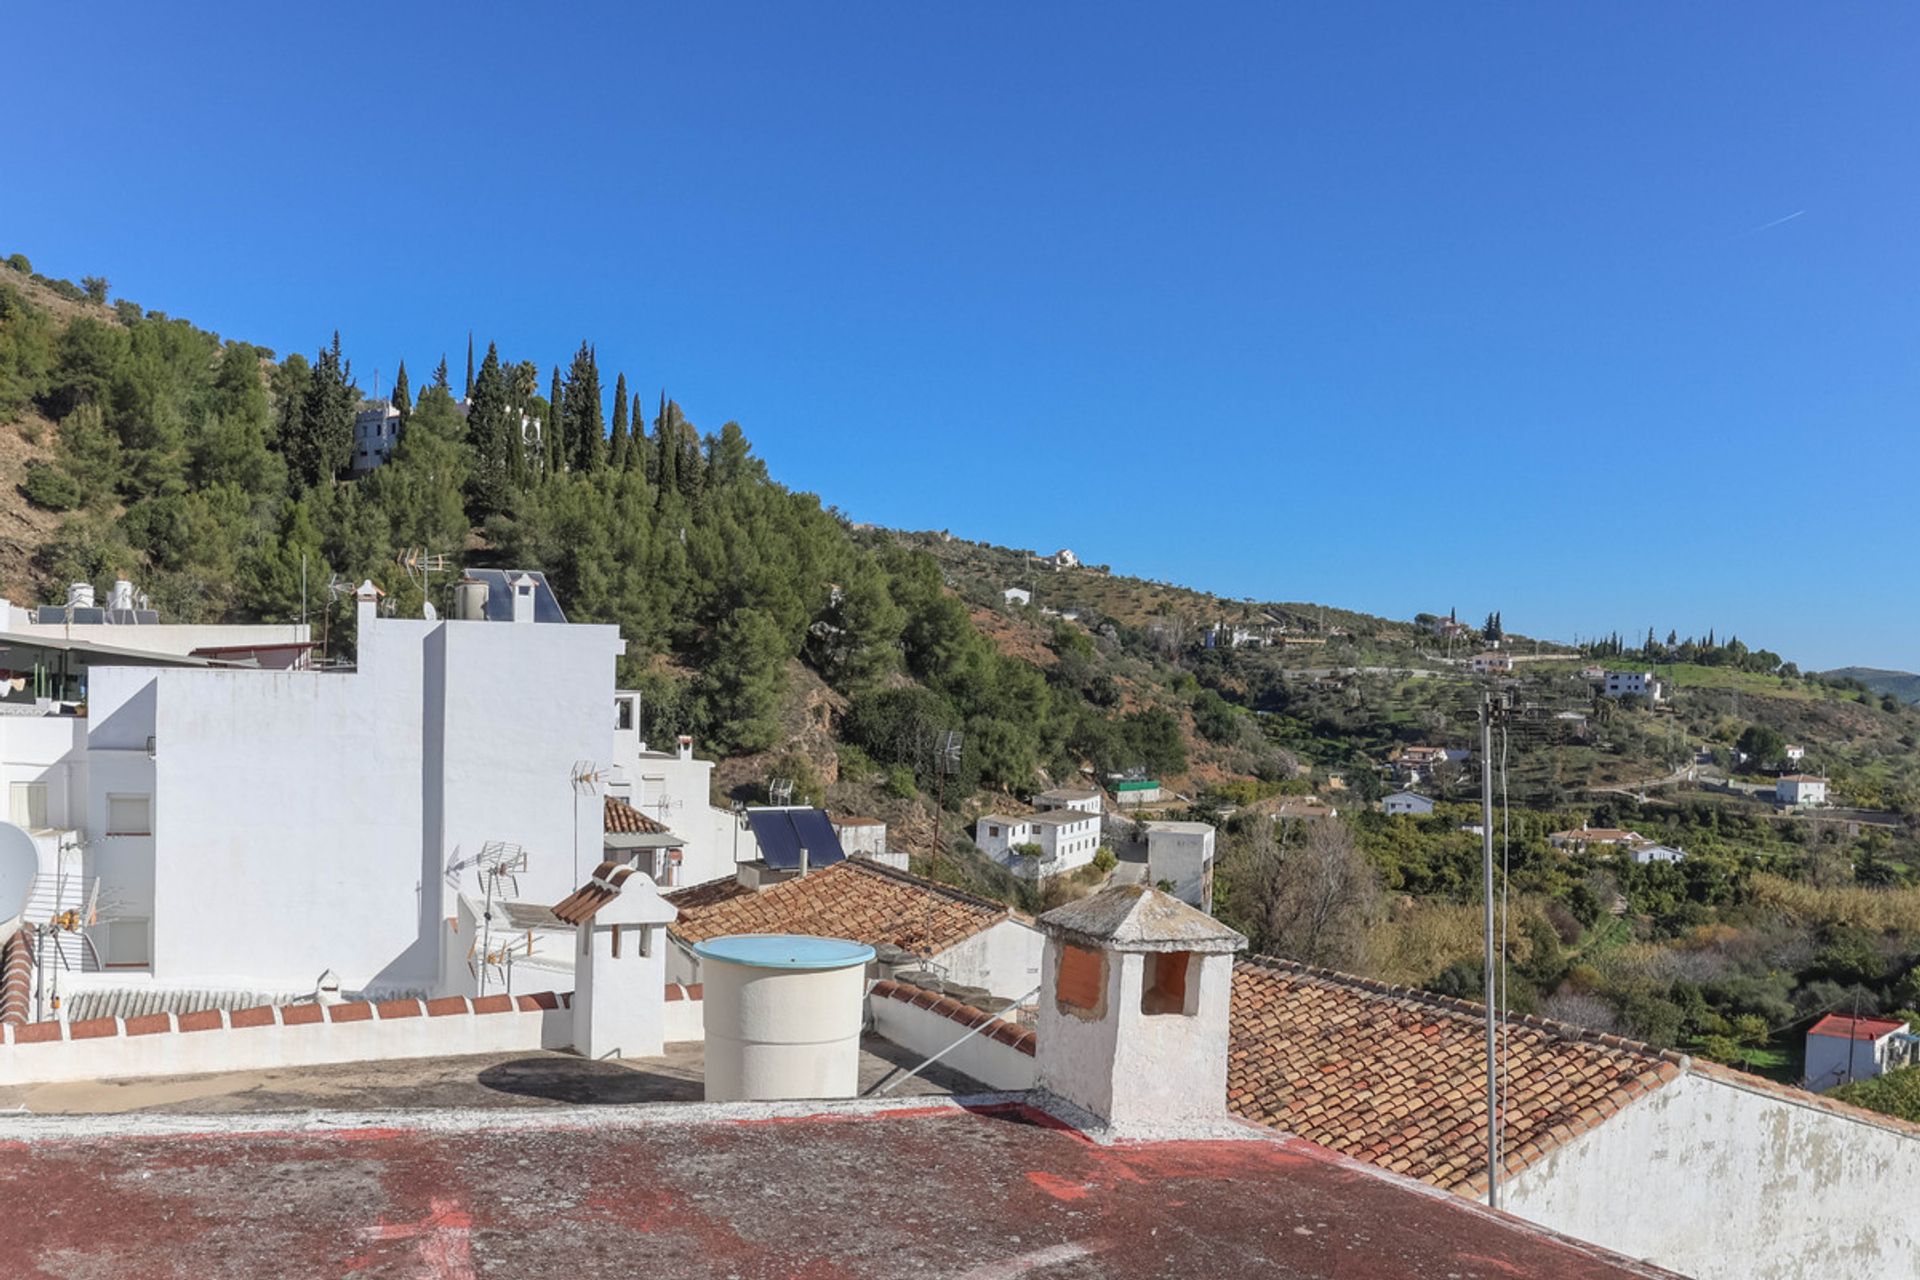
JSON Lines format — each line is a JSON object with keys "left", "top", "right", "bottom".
{"left": 66, "top": 582, "right": 95, "bottom": 610}
{"left": 453, "top": 576, "right": 489, "bottom": 621}
{"left": 109, "top": 578, "right": 135, "bottom": 613}
{"left": 694, "top": 934, "right": 875, "bottom": 1102}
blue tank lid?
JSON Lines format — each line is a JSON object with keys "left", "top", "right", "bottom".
{"left": 691, "top": 934, "right": 876, "bottom": 970}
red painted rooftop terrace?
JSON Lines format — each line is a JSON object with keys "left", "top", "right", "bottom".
{"left": 0, "top": 1099, "right": 1677, "bottom": 1279}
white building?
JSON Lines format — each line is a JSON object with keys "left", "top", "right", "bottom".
{"left": 0, "top": 586, "right": 310, "bottom": 669}
{"left": 1602, "top": 670, "right": 1664, "bottom": 702}
{"left": 1381, "top": 791, "right": 1435, "bottom": 816}
{"left": 349, "top": 401, "right": 402, "bottom": 475}
{"left": 69, "top": 577, "right": 622, "bottom": 999}
{"left": 1784, "top": 744, "right": 1806, "bottom": 763}
{"left": 1002, "top": 587, "right": 1032, "bottom": 607}
{"left": 974, "top": 809, "right": 1103, "bottom": 880}
{"left": 1803, "top": 1014, "right": 1914, "bottom": 1092}
{"left": 1777, "top": 775, "right": 1828, "bottom": 808}
{"left": 1045, "top": 549, "right": 1079, "bottom": 570}
{"left": 1143, "top": 820, "right": 1216, "bottom": 911}
{"left": 1471, "top": 652, "right": 1513, "bottom": 674}
{"left": 1631, "top": 843, "right": 1687, "bottom": 865}
{"left": 607, "top": 698, "right": 742, "bottom": 888}
{"left": 830, "top": 815, "right": 904, "bottom": 871}
{"left": 1033, "top": 786, "right": 1102, "bottom": 816}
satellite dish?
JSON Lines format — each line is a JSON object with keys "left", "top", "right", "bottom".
{"left": 0, "top": 822, "right": 40, "bottom": 946}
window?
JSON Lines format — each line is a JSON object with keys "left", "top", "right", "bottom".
{"left": 988, "top": 825, "right": 1000, "bottom": 838}
{"left": 9, "top": 781, "right": 47, "bottom": 830}
{"left": 1141, "top": 951, "right": 1196, "bottom": 1016}
{"left": 614, "top": 697, "right": 636, "bottom": 732}
{"left": 104, "top": 918, "right": 150, "bottom": 968}
{"left": 1056, "top": 943, "right": 1104, "bottom": 1015}
{"left": 107, "top": 794, "right": 151, "bottom": 836}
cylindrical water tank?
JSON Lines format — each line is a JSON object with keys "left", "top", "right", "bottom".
{"left": 453, "top": 576, "right": 489, "bottom": 621}
{"left": 694, "top": 934, "right": 875, "bottom": 1102}
{"left": 109, "top": 578, "right": 135, "bottom": 613}
{"left": 66, "top": 582, "right": 95, "bottom": 609}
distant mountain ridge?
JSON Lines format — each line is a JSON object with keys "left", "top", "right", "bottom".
{"left": 1824, "top": 667, "right": 1920, "bottom": 705}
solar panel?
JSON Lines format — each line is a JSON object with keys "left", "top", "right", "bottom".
{"left": 745, "top": 808, "right": 847, "bottom": 871}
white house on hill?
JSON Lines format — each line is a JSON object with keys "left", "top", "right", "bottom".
{"left": 974, "top": 809, "right": 1102, "bottom": 880}
{"left": 1602, "top": 671, "right": 1664, "bottom": 702}
{"left": 1143, "top": 820, "right": 1216, "bottom": 911}
{"left": 1382, "top": 791, "right": 1435, "bottom": 816}
{"left": 1804, "top": 1014, "right": 1915, "bottom": 1092}
{"left": 1776, "top": 775, "right": 1828, "bottom": 807}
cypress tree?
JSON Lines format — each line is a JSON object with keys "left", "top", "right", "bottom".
{"left": 392, "top": 360, "right": 411, "bottom": 429}
{"left": 562, "top": 341, "right": 603, "bottom": 472}
{"left": 432, "top": 356, "right": 450, "bottom": 392}
{"left": 289, "top": 331, "right": 355, "bottom": 489}
{"left": 465, "top": 332, "right": 474, "bottom": 399}
{"left": 608, "top": 372, "right": 629, "bottom": 471}
{"left": 546, "top": 367, "right": 565, "bottom": 474}
{"left": 466, "top": 342, "right": 510, "bottom": 517}
{"left": 627, "top": 392, "right": 647, "bottom": 472}
{"left": 654, "top": 392, "right": 678, "bottom": 496}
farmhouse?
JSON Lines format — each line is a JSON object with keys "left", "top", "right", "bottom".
{"left": 1777, "top": 775, "right": 1828, "bottom": 807}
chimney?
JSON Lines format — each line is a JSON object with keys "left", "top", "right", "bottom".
{"left": 510, "top": 574, "right": 537, "bottom": 624}
{"left": 677, "top": 734, "right": 693, "bottom": 762}
{"left": 354, "top": 580, "right": 384, "bottom": 633}
{"left": 1033, "top": 885, "right": 1245, "bottom": 1136}
{"left": 558, "top": 862, "right": 678, "bottom": 1061}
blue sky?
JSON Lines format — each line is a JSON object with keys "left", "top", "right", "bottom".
{"left": 6, "top": 4, "right": 1916, "bottom": 670}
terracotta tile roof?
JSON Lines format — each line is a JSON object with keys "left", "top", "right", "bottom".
{"left": 1228, "top": 956, "right": 1685, "bottom": 1196}
{"left": 605, "top": 795, "right": 672, "bottom": 836}
{"left": 668, "top": 860, "right": 1017, "bottom": 958}
{"left": 553, "top": 862, "right": 643, "bottom": 926}
{"left": 664, "top": 878, "right": 755, "bottom": 913}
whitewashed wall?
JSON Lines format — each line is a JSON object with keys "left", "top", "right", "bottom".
{"left": 82, "top": 605, "right": 622, "bottom": 995}
{"left": 868, "top": 986, "right": 1035, "bottom": 1091}
{"left": 938, "top": 919, "right": 1044, "bottom": 1002}
{"left": 1503, "top": 1067, "right": 1920, "bottom": 1280}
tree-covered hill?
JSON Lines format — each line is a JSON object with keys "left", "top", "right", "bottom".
{"left": 1825, "top": 668, "right": 1920, "bottom": 707}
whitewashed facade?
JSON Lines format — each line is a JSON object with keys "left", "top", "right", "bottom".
{"left": 974, "top": 809, "right": 1102, "bottom": 879}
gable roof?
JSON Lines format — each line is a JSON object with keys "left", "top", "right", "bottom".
{"left": 1809, "top": 1013, "right": 1908, "bottom": 1041}
{"left": 604, "top": 795, "right": 672, "bottom": 836}
{"left": 1038, "top": 885, "right": 1245, "bottom": 953}
{"left": 667, "top": 859, "right": 1018, "bottom": 958}
{"left": 1228, "top": 956, "right": 1684, "bottom": 1197}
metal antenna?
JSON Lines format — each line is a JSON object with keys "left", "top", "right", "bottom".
{"left": 1479, "top": 690, "right": 1512, "bottom": 1210}
{"left": 570, "top": 761, "right": 607, "bottom": 883}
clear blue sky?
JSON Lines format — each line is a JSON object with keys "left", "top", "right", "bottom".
{"left": 6, "top": 4, "right": 1916, "bottom": 671}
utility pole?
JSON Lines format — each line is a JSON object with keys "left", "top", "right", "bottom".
{"left": 1479, "top": 690, "right": 1507, "bottom": 1210}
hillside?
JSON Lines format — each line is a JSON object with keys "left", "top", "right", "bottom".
{"left": 1826, "top": 667, "right": 1920, "bottom": 706}
{"left": 10, "top": 251, "right": 1920, "bottom": 1070}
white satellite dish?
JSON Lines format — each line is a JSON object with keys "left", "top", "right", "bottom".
{"left": 0, "top": 822, "right": 40, "bottom": 947}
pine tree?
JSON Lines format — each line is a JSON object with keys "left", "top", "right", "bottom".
{"left": 432, "top": 357, "right": 450, "bottom": 392}
{"left": 562, "top": 342, "right": 604, "bottom": 472}
{"left": 608, "top": 372, "right": 629, "bottom": 471}
{"left": 464, "top": 332, "right": 474, "bottom": 399}
{"left": 546, "top": 367, "right": 565, "bottom": 474}
{"left": 286, "top": 331, "right": 356, "bottom": 489}
{"left": 392, "top": 360, "right": 411, "bottom": 429}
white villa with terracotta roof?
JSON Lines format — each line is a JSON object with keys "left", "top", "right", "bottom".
{"left": 973, "top": 807, "right": 1103, "bottom": 879}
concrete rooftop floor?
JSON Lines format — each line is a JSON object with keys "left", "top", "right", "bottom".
{"left": 0, "top": 1035, "right": 977, "bottom": 1116}
{"left": 0, "top": 1099, "right": 1678, "bottom": 1279}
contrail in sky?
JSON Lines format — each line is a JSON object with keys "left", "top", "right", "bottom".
{"left": 1748, "top": 210, "right": 1805, "bottom": 233}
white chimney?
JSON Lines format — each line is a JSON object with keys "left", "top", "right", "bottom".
{"left": 1033, "top": 885, "right": 1245, "bottom": 1136}
{"left": 556, "top": 862, "right": 677, "bottom": 1060}
{"left": 677, "top": 734, "right": 693, "bottom": 762}
{"left": 510, "top": 574, "right": 537, "bottom": 624}
{"left": 313, "top": 969, "right": 344, "bottom": 1007}
{"left": 354, "top": 580, "right": 383, "bottom": 633}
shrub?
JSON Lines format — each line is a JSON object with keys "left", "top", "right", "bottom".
{"left": 885, "top": 764, "right": 917, "bottom": 800}
{"left": 4, "top": 254, "right": 28, "bottom": 274}
{"left": 1013, "top": 842, "right": 1044, "bottom": 860}
{"left": 1093, "top": 845, "right": 1117, "bottom": 873}
{"left": 21, "top": 460, "right": 81, "bottom": 511}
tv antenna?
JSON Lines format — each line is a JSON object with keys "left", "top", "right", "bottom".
{"left": 570, "top": 761, "right": 608, "bottom": 882}
{"left": 396, "top": 548, "right": 452, "bottom": 619}
{"left": 458, "top": 841, "right": 530, "bottom": 997}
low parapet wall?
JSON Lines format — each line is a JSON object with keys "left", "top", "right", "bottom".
{"left": 867, "top": 979, "right": 1036, "bottom": 1091}
{"left": 664, "top": 983, "right": 704, "bottom": 1042}
{"left": 0, "top": 993, "right": 574, "bottom": 1087}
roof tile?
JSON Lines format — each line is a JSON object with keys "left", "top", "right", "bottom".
{"left": 669, "top": 860, "right": 1014, "bottom": 958}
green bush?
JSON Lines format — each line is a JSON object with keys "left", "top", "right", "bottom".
{"left": 4, "top": 254, "right": 28, "bottom": 274}
{"left": 21, "top": 460, "right": 81, "bottom": 511}
{"left": 1093, "top": 845, "right": 1117, "bottom": 873}
{"left": 885, "top": 764, "right": 917, "bottom": 799}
